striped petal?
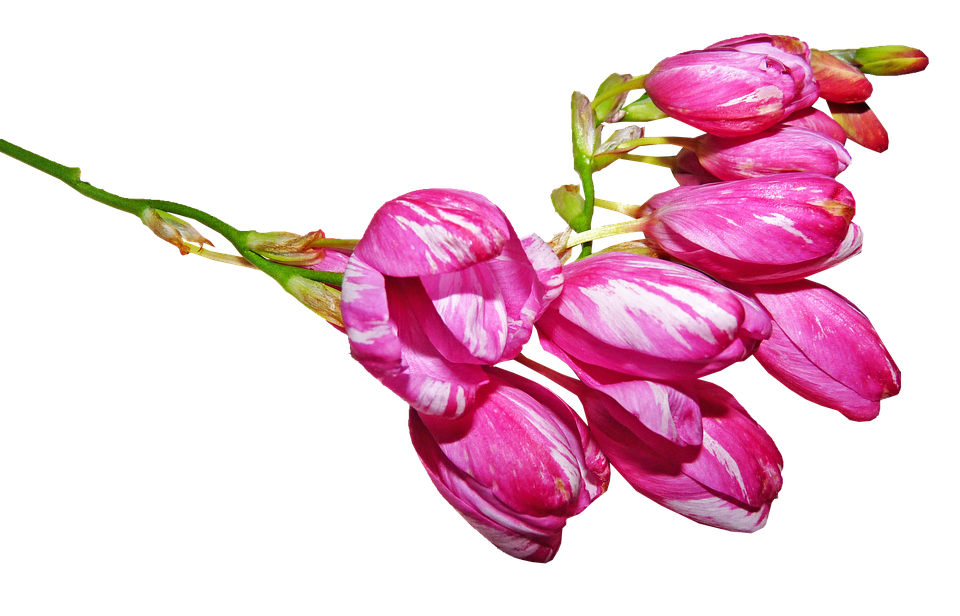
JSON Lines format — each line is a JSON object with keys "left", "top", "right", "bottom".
{"left": 582, "top": 381, "right": 781, "bottom": 532}
{"left": 408, "top": 368, "right": 608, "bottom": 562}
{"left": 539, "top": 336, "right": 703, "bottom": 447}
{"left": 748, "top": 280, "right": 901, "bottom": 420}
{"left": 354, "top": 189, "right": 511, "bottom": 277}
{"left": 536, "top": 254, "right": 753, "bottom": 380}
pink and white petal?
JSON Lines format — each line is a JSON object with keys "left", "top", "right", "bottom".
{"left": 682, "top": 382, "right": 783, "bottom": 508}
{"left": 650, "top": 222, "right": 863, "bottom": 284}
{"left": 557, "top": 255, "right": 744, "bottom": 362}
{"left": 521, "top": 234, "right": 565, "bottom": 316}
{"left": 487, "top": 367, "right": 609, "bottom": 511}
{"left": 341, "top": 256, "right": 403, "bottom": 376}
{"left": 354, "top": 189, "right": 511, "bottom": 277}
{"left": 540, "top": 336, "right": 703, "bottom": 447}
{"left": 491, "top": 235, "right": 565, "bottom": 361}
{"left": 752, "top": 281, "right": 900, "bottom": 404}
{"left": 754, "top": 319, "right": 882, "bottom": 420}
{"left": 420, "top": 263, "right": 508, "bottom": 364}
{"left": 409, "top": 410, "right": 562, "bottom": 562}
{"left": 583, "top": 390, "right": 769, "bottom": 532}
{"left": 386, "top": 279, "right": 489, "bottom": 417}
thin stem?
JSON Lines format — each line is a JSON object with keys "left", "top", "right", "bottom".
{"left": 620, "top": 152, "right": 674, "bottom": 171}
{"left": 566, "top": 217, "right": 649, "bottom": 248}
{"left": 514, "top": 354, "right": 587, "bottom": 396}
{"left": 591, "top": 74, "right": 647, "bottom": 111}
{"left": 614, "top": 136, "right": 698, "bottom": 150}
{"left": 0, "top": 138, "right": 344, "bottom": 288}
{"left": 575, "top": 170, "right": 595, "bottom": 259}
{"left": 185, "top": 244, "right": 258, "bottom": 269}
{"left": 306, "top": 238, "right": 360, "bottom": 251}
{"left": 594, "top": 198, "right": 644, "bottom": 218}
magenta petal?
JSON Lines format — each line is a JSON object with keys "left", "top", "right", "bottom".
{"left": 581, "top": 386, "right": 777, "bottom": 532}
{"left": 341, "top": 256, "right": 403, "bottom": 376}
{"left": 682, "top": 382, "right": 783, "bottom": 508}
{"left": 408, "top": 368, "right": 609, "bottom": 562}
{"left": 410, "top": 411, "right": 562, "bottom": 563}
{"left": 748, "top": 280, "right": 900, "bottom": 420}
{"left": 488, "top": 235, "right": 564, "bottom": 361}
{"left": 754, "top": 282, "right": 899, "bottom": 401}
{"left": 383, "top": 277, "right": 490, "bottom": 417}
{"left": 756, "top": 319, "right": 882, "bottom": 420}
{"left": 539, "top": 336, "right": 703, "bottom": 447}
{"left": 354, "top": 189, "right": 511, "bottom": 277}
{"left": 645, "top": 174, "right": 853, "bottom": 266}
{"left": 420, "top": 263, "right": 508, "bottom": 364}
{"left": 550, "top": 255, "right": 743, "bottom": 363}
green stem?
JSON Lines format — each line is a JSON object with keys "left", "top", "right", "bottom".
{"left": 0, "top": 139, "right": 344, "bottom": 287}
{"left": 574, "top": 169, "right": 595, "bottom": 259}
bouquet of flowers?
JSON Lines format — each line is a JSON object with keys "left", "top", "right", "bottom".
{"left": 0, "top": 34, "right": 928, "bottom": 563}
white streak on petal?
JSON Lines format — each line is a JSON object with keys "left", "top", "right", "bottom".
{"left": 701, "top": 432, "right": 747, "bottom": 500}
{"left": 754, "top": 212, "right": 813, "bottom": 244}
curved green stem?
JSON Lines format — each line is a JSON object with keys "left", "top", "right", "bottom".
{"left": 0, "top": 138, "right": 344, "bottom": 287}
{"left": 615, "top": 136, "right": 698, "bottom": 150}
{"left": 620, "top": 154, "right": 677, "bottom": 169}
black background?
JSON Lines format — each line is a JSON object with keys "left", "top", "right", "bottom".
{"left": 7, "top": 23, "right": 938, "bottom": 577}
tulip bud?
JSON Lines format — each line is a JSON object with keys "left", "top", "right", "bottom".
{"left": 535, "top": 252, "right": 771, "bottom": 383}
{"left": 645, "top": 50, "right": 804, "bottom": 137}
{"left": 707, "top": 34, "right": 820, "bottom": 113}
{"left": 853, "top": 45, "right": 929, "bottom": 76}
{"left": 691, "top": 126, "right": 851, "bottom": 180}
{"left": 582, "top": 380, "right": 783, "bottom": 532}
{"left": 743, "top": 280, "right": 901, "bottom": 420}
{"left": 409, "top": 368, "right": 609, "bottom": 563}
{"left": 810, "top": 49, "right": 873, "bottom": 104}
{"left": 640, "top": 173, "right": 856, "bottom": 283}
{"left": 828, "top": 101, "right": 889, "bottom": 153}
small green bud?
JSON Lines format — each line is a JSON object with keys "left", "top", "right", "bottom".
{"left": 594, "top": 73, "right": 634, "bottom": 124}
{"left": 621, "top": 94, "right": 668, "bottom": 122}
{"left": 247, "top": 229, "right": 327, "bottom": 266}
{"left": 282, "top": 275, "right": 343, "bottom": 327}
{"left": 140, "top": 208, "right": 212, "bottom": 255}
{"left": 854, "top": 45, "right": 929, "bottom": 76}
{"left": 551, "top": 185, "right": 586, "bottom": 227}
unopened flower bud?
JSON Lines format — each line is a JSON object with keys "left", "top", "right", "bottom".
{"left": 247, "top": 229, "right": 327, "bottom": 266}
{"left": 550, "top": 185, "right": 585, "bottom": 227}
{"left": 828, "top": 101, "right": 889, "bottom": 153}
{"left": 620, "top": 94, "right": 668, "bottom": 122}
{"left": 781, "top": 107, "right": 848, "bottom": 144}
{"left": 810, "top": 49, "right": 873, "bottom": 104}
{"left": 853, "top": 45, "right": 929, "bottom": 76}
{"left": 140, "top": 207, "right": 212, "bottom": 255}
{"left": 282, "top": 275, "right": 343, "bottom": 328}
{"left": 593, "top": 73, "right": 634, "bottom": 123}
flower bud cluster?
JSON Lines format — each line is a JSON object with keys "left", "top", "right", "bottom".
{"left": 291, "top": 32, "right": 924, "bottom": 563}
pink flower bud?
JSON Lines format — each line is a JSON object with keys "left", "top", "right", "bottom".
{"left": 582, "top": 380, "right": 783, "bottom": 532}
{"left": 743, "top": 280, "right": 901, "bottom": 421}
{"left": 781, "top": 107, "right": 848, "bottom": 144}
{"left": 691, "top": 126, "right": 851, "bottom": 180}
{"left": 810, "top": 49, "right": 873, "bottom": 104}
{"left": 641, "top": 173, "right": 856, "bottom": 283}
{"left": 707, "top": 34, "right": 820, "bottom": 116}
{"left": 535, "top": 253, "right": 771, "bottom": 383}
{"left": 409, "top": 368, "right": 609, "bottom": 563}
{"left": 341, "top": 189, "right": 563, "bottom": 417}
{"left": 645, "top": 50, "right": 806, "bottom": 137}
{"left": 644, "top": 32, "right": 819, "bottom": 137}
